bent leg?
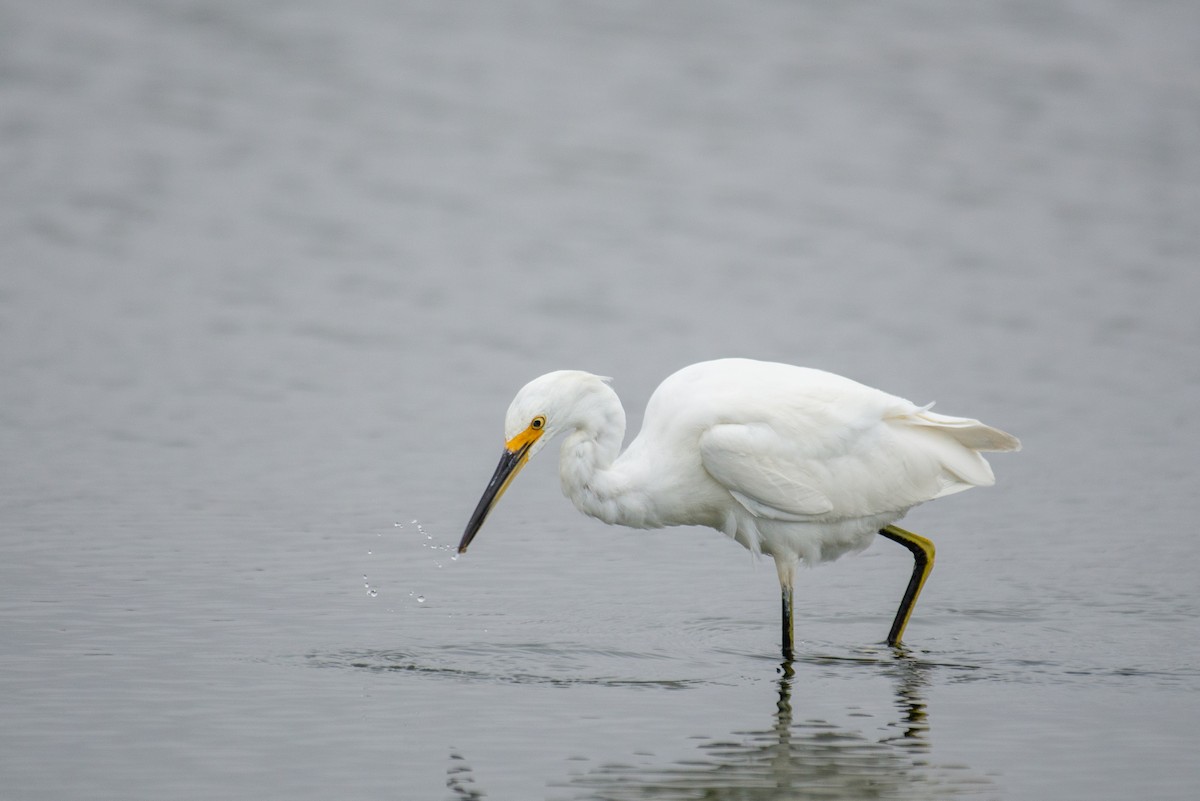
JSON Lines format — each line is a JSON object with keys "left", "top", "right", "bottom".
{"left": 878, "top": 525, "right": 936, "bottom": 646}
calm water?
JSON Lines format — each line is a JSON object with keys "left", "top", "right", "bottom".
{"left": 2, "top": 1, "right": 1199, "bottom": 799}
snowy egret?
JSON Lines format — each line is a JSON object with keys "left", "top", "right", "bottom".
{"left": 458, "top": 359, "right": 1019, "bottom": 658}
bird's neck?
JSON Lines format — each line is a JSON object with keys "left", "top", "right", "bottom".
{"left": 557, "top": 390, "right": 652, "bottom": 528}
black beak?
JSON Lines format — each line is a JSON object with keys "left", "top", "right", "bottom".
{"left": 457, "top": 442, "right": 532, "bottom": 554}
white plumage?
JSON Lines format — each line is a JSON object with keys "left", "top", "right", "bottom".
{"left": 459, "top": 358, "right": 1019, "bottom": 657}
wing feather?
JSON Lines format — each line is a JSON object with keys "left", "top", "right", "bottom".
{"left": 699, "top": 423, "right": 835, "bottom": 520}
{"left": 653, "top": 360, "right": 1019, "bottom": 524}
{"left": 699, "top": 406, "right": 1017, "bottom": 522}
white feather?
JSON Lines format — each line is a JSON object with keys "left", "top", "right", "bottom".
{"left": 496, "top": 359, "right": 1020, "bottom": 565}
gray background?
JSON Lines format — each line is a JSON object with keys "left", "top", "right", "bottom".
{"left": 2, "top": 1, "right": 1198, "bottom": 799}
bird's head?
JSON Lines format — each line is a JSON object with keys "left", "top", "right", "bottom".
{"left": 457, "top": 371, "right": 613, "bottom": 554}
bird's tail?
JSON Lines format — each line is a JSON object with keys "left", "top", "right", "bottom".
{"left": 908, "top": 406, "right": 1022, "bottom": 453}
{"left": 887, "top": 405, "right": 1021, "bottom": 498}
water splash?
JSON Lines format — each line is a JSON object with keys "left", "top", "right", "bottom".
{"left": 408, "top": 518, "right": 459, "bottom": 569}
{"left": 369, "top": 517, "right": 461, "bottom": 607}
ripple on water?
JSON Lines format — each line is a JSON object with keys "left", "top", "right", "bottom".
{"left": 305, "top": 644, "right": 708, "bottom": 691}
{"left": 305, "top": 631, "right": 1200, "bottom": 696}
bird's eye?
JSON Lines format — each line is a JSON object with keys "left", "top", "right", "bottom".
{"left": 531, "top": 416, "right": 546, "bottom": 430}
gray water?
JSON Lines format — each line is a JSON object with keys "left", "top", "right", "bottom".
{"left": 3, "top": 1, "right": 1199, "bottom": 799}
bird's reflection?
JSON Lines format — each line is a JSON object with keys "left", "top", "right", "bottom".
{"left": 562, "top": 650, "right": 981, "bottom": 800}
{"left": 879, "top": 646, "right": 931, "bottom": 747}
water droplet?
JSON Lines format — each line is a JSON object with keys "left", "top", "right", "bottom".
{"left": 369, "top": 589, "right": 378, "bottom": 598}
{"left": 367, "top": 550, "right": 372, "bottom": 556}
{"left": 416, "top": 595, "right": 425, "bottom": 604}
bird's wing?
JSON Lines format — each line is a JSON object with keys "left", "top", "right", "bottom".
{"left": 699, "top": 407, "right": 1010, "bottom": 521}
{"left": 698, "top": 423, "right": 836, "bottom": 520}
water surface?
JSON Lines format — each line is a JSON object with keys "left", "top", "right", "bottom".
{"left": 2, "top": 1, "right": 1199, "bottom": 799}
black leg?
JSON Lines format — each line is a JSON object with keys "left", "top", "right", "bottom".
{"left": 781, "top": 584, "right": 795, "bottom": 661}
{"left": 878, "top": 525, "right": 936, "bottom": 646}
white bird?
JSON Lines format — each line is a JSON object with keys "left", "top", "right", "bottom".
{"left": 458, "top": 358, "right": 1019, "bottom": 658}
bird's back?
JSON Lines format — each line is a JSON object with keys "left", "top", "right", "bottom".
{"left": 623, "top": 359, "right": 1018, "bottom": 554}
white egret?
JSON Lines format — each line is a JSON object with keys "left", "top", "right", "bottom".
{"left": 458, "top": 359, "right": 1019, "bottom": 659}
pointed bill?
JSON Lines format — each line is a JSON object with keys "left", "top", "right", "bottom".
{"left": 457, "top": 422, "right": 545, "bottom": 554}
